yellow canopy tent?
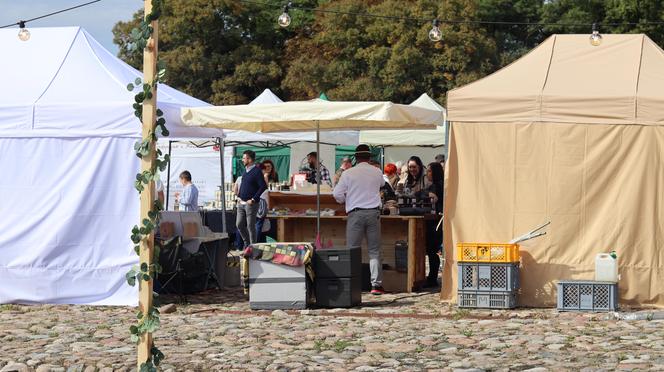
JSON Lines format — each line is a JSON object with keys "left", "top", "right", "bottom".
{"left": 443, "top": 34, "right": 664, "bottom": 307}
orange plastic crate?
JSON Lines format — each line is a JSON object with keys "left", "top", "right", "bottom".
{"left": 457, "top": 243, "right": 520, "bottom": 263}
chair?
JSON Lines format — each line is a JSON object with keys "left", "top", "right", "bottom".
{"left": 156, "top": 236, "right": 186, "bottom": 301}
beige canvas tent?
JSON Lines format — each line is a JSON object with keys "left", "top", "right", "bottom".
{"left": 442, "top": 34, "right": 664, "bottom": 307}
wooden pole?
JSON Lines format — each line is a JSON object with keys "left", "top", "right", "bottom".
{"left": 138, "top": 0, "right": 158, "bottom": 366}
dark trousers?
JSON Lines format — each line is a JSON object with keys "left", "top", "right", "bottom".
{"left": 425, "top": 219, "right": 441, "bottom": 282}
{"left": 255, "top": 218, "right": 266, "bottom": 243}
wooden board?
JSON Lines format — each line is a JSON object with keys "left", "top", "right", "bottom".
{"left": 273, "top": 215, "right": 426, "bottom": 292}
{"left": 268, "top": 192, "right": 344, "bottom": 214}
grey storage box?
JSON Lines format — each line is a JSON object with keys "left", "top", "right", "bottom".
{"left": 557, "top": 280, "right": 618, "bottom": 312}
{"left": 458, "top": 290, "right": 517, "bottom": 309}
{"left": 248, "top": 259, "right": 309, "bottom": 310}
{"left": 316, "top": 277, "right": 362, "bottom": 308}
{"left": 394, "top": 241, "right": 408, "bottom": 272}
{"left": 458, "top": 262, "right": 520, "bottom": 292}
{"left": 314, "top": 247, "right": 361, "bottom": 278}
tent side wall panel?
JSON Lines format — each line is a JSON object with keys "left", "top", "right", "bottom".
{"left": 442, "top": 122, "right": 664, "bottom": 307}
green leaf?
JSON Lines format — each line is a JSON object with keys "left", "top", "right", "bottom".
{"left": 134, "top": 245, "right": 140, "bottom": 255}
{"left": 129, "top": 325, "right": 139, "bottom": 334}
{"left": 151, "top": 345, "right": 165, "bottom": 365}
{"left": 135, "top": 77, "right": 142, "bottom": 86}
{"left": 156, "top": 109, "right": 163, "bottom": 117}
{"left": 127, "top": 83, "right": 134, "bottom": 91}
{"left": 153, "top": 292, "right": 161, "bottom": 308}
{"left": 140, "top": 262, "right": 148, "bottom": 272}
{"left": 156, "top": 118, "right": 165, "bottom": 126}
{"left": 137, "top": 310, "right": 144, "bottom": 319}
{"left": 142, "top": 273, "right": 151, "bottom": 281}
{"left": 126, "top": 275, "right": 136, "bottom": 287}
{"left": 131, "top": 334, "right": 139, "bottom": 344}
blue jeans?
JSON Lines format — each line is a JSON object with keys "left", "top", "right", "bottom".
{"left": 255, "top": 218, "right": 266, "bottom": 243}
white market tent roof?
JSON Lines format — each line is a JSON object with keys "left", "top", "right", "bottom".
{"left": 181, "top": 99, "right": 439, "bottom": 132}
{"left": 359, "top": 93, "right": 447, "bottom": 146}
{"left": 0, "top": 26, "right": 221, "bottom": 139}
{"left": 220, "top": 89, "right": 359, "bottom": 145}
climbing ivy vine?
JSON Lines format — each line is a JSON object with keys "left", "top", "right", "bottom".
{"left": 124, "top": 1, "right": 168, "bottom": 371}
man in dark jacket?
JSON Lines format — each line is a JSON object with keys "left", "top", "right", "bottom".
{"left": 236, "top": 150, "right": 267, "bottom": 247}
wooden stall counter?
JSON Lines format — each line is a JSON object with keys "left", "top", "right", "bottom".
{"left": 271, "top": 213, "right": 427, "bottom": 292}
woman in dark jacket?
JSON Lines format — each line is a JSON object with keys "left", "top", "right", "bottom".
{"left": 425, "top": 162, "right": 444, "bottom": 287}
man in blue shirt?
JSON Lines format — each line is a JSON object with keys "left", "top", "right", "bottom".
{"left": 236, "top": 150, "right": 267, "bottom": 248}
{"left": 178, "top": 170, "right": 199, "bottom": 211}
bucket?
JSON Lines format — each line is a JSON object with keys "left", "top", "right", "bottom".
{"left": 595, "top": 253, "right": 619, "bottom": 282}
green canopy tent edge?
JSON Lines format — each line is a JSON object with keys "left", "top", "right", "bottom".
{"left": 233, "top": 145, "right": 290, "bottom": 182}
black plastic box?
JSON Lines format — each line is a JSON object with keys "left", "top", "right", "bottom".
{"left": 315, "top": 277, "right": 362, "bottom": 308}
{"left": 314, "top": 247, "right": 361, "bottom": 278}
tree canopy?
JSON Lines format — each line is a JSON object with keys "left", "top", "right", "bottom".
{"left": 113, "top": 0, "right": 664, "bottom": 106}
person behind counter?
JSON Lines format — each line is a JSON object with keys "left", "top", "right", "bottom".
{"left": 383, "top": 163, "right": 399, "bottom": 190}
{"left": 425, "top": 161, "right": 444, "bottom": 287}
{"left": 176, "top": 170, "right": 199, "bottom": 211}
{"left": 304, "top": 151, "right": 332, "bottom": 187}
{"left": 256, "top": 159, "right": 278, "bottom": 242}
{"left": 333, "top": 144, "right": 385, "bottom": 295}
{"left": 333, "top": 156, "right": 352, "bottom": 186}
{"left": 236, "top": 150, "right": 267, "bottom": 248}
{"left": 402, "top": 156, "right": 428, "bottom": 196}
{"left": 261, "top": 159, "right": 279, "bottom": 183}
{"left": 368, "top": 160, "right": 396, "bottom": 200}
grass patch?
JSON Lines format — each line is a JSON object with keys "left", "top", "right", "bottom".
{"left": 453, "top": 309, "right": 470, "bottom": 321}
{"left": 462, "top": 328, "right": 474, "bottom": 337}
{"left": 0, "top": 304, "right": 21, "bottom": 312}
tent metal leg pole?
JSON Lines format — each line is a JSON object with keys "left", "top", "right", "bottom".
{"left": 219, "top": 137, "right": 227, "bottom": 234}
{"left": 165, "top": 140, "right": 172, "bottom": 210}
{"left": 316, "top": 120, "right": 321, "bottom": 240}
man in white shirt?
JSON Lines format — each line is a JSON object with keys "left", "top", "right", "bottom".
{"left": 333, "top": 144, "right": 385, "bottom": 295}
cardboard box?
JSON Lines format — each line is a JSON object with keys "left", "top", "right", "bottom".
{"left": 183, "top": 222, "right": 199, "bottom": 238}
{"left": 159, "top": 221, "right": 175, "bottom": 238}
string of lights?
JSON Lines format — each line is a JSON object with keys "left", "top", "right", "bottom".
{"left": 1, "top": 0, "right": 101, "bottom": 41}
{"left": 241, "top": 0, "right": 664, "bottom": 46}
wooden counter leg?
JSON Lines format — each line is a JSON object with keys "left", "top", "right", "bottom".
{"left": 277, "top": 218, "right": 286, "bottom": 242}
{"left": 407, "top": 218, "right": 416, "bottom": 292}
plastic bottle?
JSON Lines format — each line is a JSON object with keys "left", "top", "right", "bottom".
{"left": 595, "top": 251, "right": 618, "bottom": 282}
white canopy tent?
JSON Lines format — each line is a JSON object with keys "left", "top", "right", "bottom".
{"left": 181, "top": 99, "right": 439, "bottom": 235}
{"left": 221, "top": 89, "right": 360, "bottom": 146}
{"left": 359, "top": 93, "right": 447, "bottom": 146}
{"left": 0, "top": 27, "right": 221, "bottom": 305}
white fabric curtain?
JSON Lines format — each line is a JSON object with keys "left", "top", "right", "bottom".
{"left": 0, "top": 137, "right": 139, "bottom": 305}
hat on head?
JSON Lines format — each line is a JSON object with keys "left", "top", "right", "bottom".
{"left": 355, "top": 144, "right": 371, "bottom": 156}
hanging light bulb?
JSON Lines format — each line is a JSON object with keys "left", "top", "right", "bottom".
{"left": 278, "top": 3, "right": 291, "bottom": 28}
{"left": 429, "top": 19, "right": 442, "bottom": 42}
{"left": 18, "top": 21, "right": 30, "bottom": 41}
{"left": 590, "top": 23, "right": 602, "bottom": 46}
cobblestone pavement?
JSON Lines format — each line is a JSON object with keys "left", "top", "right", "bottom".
{"left": 1, "top": 287, "right": 663, "bottom": 372}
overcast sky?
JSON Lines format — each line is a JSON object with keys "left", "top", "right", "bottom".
{"left": 1, "top": 0, "right": 141, "bottom": 54}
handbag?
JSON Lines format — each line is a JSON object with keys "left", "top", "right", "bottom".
{"left": 256, "top": 198, "right": 268, "bottom": 219}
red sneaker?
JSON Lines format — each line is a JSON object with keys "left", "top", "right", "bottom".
{"left": 370, "top": 286, "right": 385, "bottom": 295}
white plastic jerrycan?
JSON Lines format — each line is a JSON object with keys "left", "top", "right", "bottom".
{"left": 595, "top": 251, "right": 619, "bottom": 282}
